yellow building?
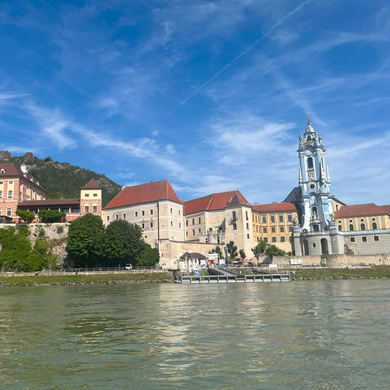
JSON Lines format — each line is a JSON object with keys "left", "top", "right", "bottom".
{"left": 252, "top": 202, "right": 298, "bottom": 252}
{"left": 335, "top": 203, "right": 390, "bottom": 232}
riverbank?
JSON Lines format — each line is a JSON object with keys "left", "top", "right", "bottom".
{"left": 1, "top": 266, "right": 390, "bottom": 287}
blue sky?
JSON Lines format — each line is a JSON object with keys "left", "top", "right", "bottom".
{"left": 1, "top": 0, "right": 390, "bottom": 205}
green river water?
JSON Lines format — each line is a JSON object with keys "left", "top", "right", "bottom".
{"left": 0, "top": 280, "right": 389, "bottom": 389}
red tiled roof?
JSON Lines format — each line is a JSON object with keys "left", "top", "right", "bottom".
{"left": 251, "top": 202, "right": 297, "bottom": 213}
{"left": 335, "top": 203, "right": 387, "bottom": 218}
{"left": 184, "top": 191, "right": 249, "bottom": 215}
{"left": 0, "top": 163, "right": 46, "bottom": 192}
{"left": 380, "top": 205, "right": 390, "bottom": 215}
{"left": 19, "top": 199, "right": 80, "bottom": 208}
{"left": 104, "top": 180, "right": 180, "bottom": 210}
{"left": 80, "top": 179, "right": 102, "bottom": 190}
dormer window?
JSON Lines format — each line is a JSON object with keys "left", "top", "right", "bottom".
{"left": 0, "top": 169, "right": 5, "bottom": 174}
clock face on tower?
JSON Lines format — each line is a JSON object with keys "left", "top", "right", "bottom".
{"left": 308, "top": 181, "right": 316, "bottom": 190}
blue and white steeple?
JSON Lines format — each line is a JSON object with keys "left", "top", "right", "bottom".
{"left": 298, "top": 114, "right": 334, "bottom": 232}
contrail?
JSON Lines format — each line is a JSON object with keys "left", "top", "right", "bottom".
{"left": 149, "top": 0, "right": 313, "bottom": 129}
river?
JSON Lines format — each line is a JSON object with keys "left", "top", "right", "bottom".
{"left": 0, "top": 280, "right": 389, "bottom": 389}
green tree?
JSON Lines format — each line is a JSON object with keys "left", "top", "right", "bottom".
{"left": 101, "top": 220, "right": 144, "bottom": 267}
{"left": 227, "top": 241, "right": 238, "bottom": 263}
{"left": 16, "top": 209, "right": 35, "bottom": 224}
{"left": 252, "top": 240, "right": 267, "bottom": 260}
{"left": 38, "top": 209, "right": 66, "bottom": 223}
{"left": 66, "top": 213, "right": 104, "bottom": 267}
{"left": 239, "top": 249, "right": 246, "bottom": 260}
{"left": 138, "top": 243, "right": 159, "bottom": 267}
{"left": 265, "top": 245, "right": 286, "bottom": 256}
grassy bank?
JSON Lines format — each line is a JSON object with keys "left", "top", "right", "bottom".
{"left": 290, "top": 266, "right": 390, "bottom": 280}
{"left": 0, "top": 272, "right": 174, "bottom": 287}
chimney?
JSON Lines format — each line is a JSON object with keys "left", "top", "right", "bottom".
{"left": 121, "top": 185, "right": 126, "bottom": 191}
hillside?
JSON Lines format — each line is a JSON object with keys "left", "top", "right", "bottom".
{"left": 0, "top": 151, "right": 121, "bottom": 207}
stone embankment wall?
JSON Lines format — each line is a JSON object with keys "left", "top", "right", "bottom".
{"left": 0, "top": 223, "right": 70, "bottom": 263}
{"left": 272, "top": 254, "right": 390, "bottom": 268}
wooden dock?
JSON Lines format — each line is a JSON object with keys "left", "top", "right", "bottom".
{"left": 175, "top": 273, "right": 290, "bottom": 284}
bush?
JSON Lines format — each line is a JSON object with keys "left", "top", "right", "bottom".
{"left": 265, "top": 245, "right": 286, "bottom": 256}
{"left": 56, "top": 226, "right": 64, "bottom": 234}
{"left": 16, "top": 210, "right": 35, "bottom": 224}
{"left": 38, "top": 209, "right": 66, "bottom": 223}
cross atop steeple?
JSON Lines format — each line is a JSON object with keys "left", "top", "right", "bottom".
{"left": 307, "top": 112, "right": 311, "bottom": 126}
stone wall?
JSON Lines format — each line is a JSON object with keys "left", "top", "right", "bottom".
{"left": 272, "top": 254, "right": 390, "bottom": 268}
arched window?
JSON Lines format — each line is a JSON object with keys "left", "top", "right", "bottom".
{"left": 361, "top": 223, "right": 365, "bottom": 231}
{"left": 307, "top": 136, "right": 312, "bottom": 141}
{"left": 338, "top": 225, "right": 342, "bottom": 231}
{"left": 372, "top": 222, "right": 377, "bottom": 230}
{"left": 349, "top": 224, "right": 354, "bottom": 231}
{"left": 307, "top": 157, "right": 313, "bottom": 169}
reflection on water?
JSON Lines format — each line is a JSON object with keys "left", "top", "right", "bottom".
{"left": 0, "top": 281, "right": 390, "bottom": 389}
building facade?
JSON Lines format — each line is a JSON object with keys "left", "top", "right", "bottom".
{"left": 251, "top": 202, "right": 298, "bottom": 252}
{"left": 0, "top": 163, "right": 46, "bottom": 222}
{"left": 103, "top": 180, "right": 185, "bottom": 248}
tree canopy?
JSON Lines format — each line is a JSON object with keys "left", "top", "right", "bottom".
{"left": 16, "top": 209, "right": 35, "bottom": 224}
{"left": 66, "top": 213, "right": 104, "bottom": 267}
{"left": 227, "top": 241, "right": 238, "bottom": 261}
{"left": 38, "top": 209, "right": 66, "bottom": 223}
{"left": 252, "top": 241, "right": 267, "bottom": 260}
{"left": 265, "top": 245, "right": 286, "bottom": 256}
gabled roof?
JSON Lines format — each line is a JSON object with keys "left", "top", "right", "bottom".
{"left": 335, "top": 203, "right": 388, "bottom": 218}
{"left": 104, "top": 179, "right": 180, "bottom": 210}
{"left": 252, "top": 202, "right": 297, "bottom": 213}
{"left": 380, "top": 205, "right": 390, "bottom": 215}
{"left": 184, "top": 190, "right": 249, "bottom": 215}
{"left": 0, "top": 163, "right": 46, "bottom": 192}
{"left": 80, "top": 179, "right": 102, "bottom": 190}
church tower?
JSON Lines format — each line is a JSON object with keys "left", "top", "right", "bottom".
{"left": 298, "top": 114, "right": 334, "bottom": 233}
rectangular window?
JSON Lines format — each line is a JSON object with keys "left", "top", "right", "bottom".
{"left": 246, "top": 211, "right": 249, "bottom": 221}
{"left": 171, "top": 221, "right": 173, "bottom": 227}
{"left": 279, "top": 215, "right": 284, "bottom": 223}
{"left": 350, "top": 237, "right": 355, "bottom": 243}
{"left": 85, "top": 205, "right": 89, "bottom": 213}
{"left": 179, "top": 223, "right": 181, "bottom": 228}
{"left": 280, "top": 227, "right": 285, "bottom": 232}
{"left": 272, "top": 237, "right": 276, "bottom": 242}
{"left": 186, "top": 231, "right": 188, "bottom": 236}
{"left": 262, "top": 216, "right": 266, "bottom": 223}
{"left": 233, "top": 223, "right": 237, "bottom": 230}
{"left": 246, "top": 223, "right": 249, "bottom": 229}
{"left": 288, "top": 214, "right": 292, "bottom": 222}
{"left": 85, "top": 194, "right": 89, "bottom": 197}
{"left": 62, "top": 208, "right": 70, "bottom": 213}
{"left": 264, "top": 237, "right": 268, "bottom": 242}
{"left": 150, "top": 209, "right": 153, "bottom": 215}
{"left": 142, "top": 223, "right": 145, "bottom": 229}
{"left": 362, "top": 237, "right": 367, "bottom": 242}
{"left": 123, "top": 213, "right": 126, "bottom": 219}
{"left": 9, "top": 181, "right": 13, "bottom": 184}
{"left": 179, "top": 210, "right": 181, "bottom": 215}
{"left": 271, "top": 215, "right": 275, "bottom": 223}
{"left": 192, "top": 229, "right": 195, "bottom": 235}
{"left": 8, "top": 191, "right": 12, "bottom": 198}
{"left": 170, "top": 208, "right": 173, "bottom": 214}
{"left": 106, "top": 216, "right": 110, "bottom": 221}
{"left": 232, "top": 211, "right": 237, "bottom": 220}
{"left": 93, "top": 206, "right": 97, "bottom": 212}
{"left": 192, "top": 218, "right": 195, "bottom": 225}
{"left": 7, "top": 208, "right": 11, "bottom": 216}
{"left": 186, "top": 220, "right": 188, "bottom": 227}
{"left": 198, "top": 217, "right": 201, "bottom": 224}
{"left": 150, "top": 222, "right": 154, "bottom": 228}
{"left": 281, "top": 237, "right": 285, "bottom": 242}
{"left": 135, "top": 211, "right": 138, "bottom": 217}
{"left": 198, "top": 228, "right": 201, "bottom": 233}
{"left": 374, "top": 236, "right": 379, "bottom": 242}
{"left": 142, "top": 210, "right": 145, "bottom": 216}
{"left": 93, "top": 193, "right": 98, "bottom": 197}
{"left": 289, "top": 227, "right": 293, "bottom": 232}
{"left": 247, "top": 234, "right": 250, "bottom": 239}
{"left": 263, "top": 228, "right": 267, "bottom": 233}
{"left": 271, "top": 227, "right": 276, "bottom": 233}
